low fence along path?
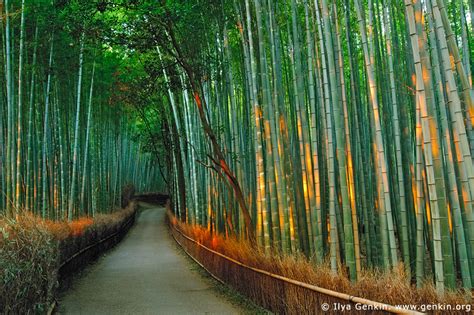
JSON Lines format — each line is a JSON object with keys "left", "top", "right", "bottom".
{"left": 59, "top": 204, "right": 240, "bottom": 314}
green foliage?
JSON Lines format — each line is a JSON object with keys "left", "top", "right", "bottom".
{"left": 0, "top": 0, "right": 164, "bottom": 219}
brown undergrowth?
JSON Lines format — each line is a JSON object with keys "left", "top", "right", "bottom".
{"left": 0, "top": 202, "right": 137, "bottom": 314}
{"left": 0, "top": 213, "right": 58, "bottom": 314}
{"left": 168, "top": 209, "right": 472, "bottom": 314}
{"left": 47, "top": 203, "right": 137, "bottom": 266}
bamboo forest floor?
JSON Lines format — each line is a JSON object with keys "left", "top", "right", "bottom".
{"left": 57, "top": 203, "right": 241, "bottom": 314}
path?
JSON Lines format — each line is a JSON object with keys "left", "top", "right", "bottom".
{"left": 58, "top": 205, "right": 240, "bottom": 315}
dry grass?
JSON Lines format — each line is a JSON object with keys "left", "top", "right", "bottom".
{"left": 0, "top": 201, "right": 138, "bottom": 314}
{"left": 168, "top": 209, "right": 472, "bottom": 314}
{"left": 0, "top": 213, "right": 58, "bottom": 314}
{"left": 53, "top": 202, "right": 137, "bottom": 267}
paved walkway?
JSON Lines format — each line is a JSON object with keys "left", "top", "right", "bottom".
{"left": 58, "top": 205, "right": 240, "bottom": 315}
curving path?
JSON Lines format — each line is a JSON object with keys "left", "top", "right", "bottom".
{"left": 58, "top": 204, "right": 240, "bottom": 315}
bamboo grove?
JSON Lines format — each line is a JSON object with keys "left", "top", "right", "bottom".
{"left": 133, "top": 0, "right": 474, "bottom": 293}
{"left": 0, "top": 2, "right": 163, "bottom": 221}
